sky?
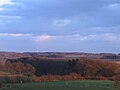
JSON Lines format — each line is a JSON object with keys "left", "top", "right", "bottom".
{"left": 0, "top": 0, "right": 120, "bottom": 53}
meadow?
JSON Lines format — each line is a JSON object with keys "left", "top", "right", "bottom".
{"left": 10, "top": 80, "right": 120, "bottom": 90}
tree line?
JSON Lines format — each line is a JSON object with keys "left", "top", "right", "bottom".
{"left": 4, "top": 57, "right": 120, "bottom": 78}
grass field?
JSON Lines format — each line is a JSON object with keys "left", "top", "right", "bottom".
{"left": 9, "top": 80, "right": 120, "bottom": 90}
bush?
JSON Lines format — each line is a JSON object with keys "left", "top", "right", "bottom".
{"left": 0, "top": 76, "right": 31, "bottom": 83}
{"left": 114, "top": 75, "right": 120, "bottom": 88}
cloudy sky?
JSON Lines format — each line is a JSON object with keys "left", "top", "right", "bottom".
{"left": 0, "top": 0, "right": 120, "bottom": 53}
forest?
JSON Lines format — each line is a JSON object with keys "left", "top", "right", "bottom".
{"left": 0, "top": 57, "right": 119, "bottom": 83}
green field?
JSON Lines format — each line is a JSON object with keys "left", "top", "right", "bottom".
{"left": 10, "top": 80, "right": 119, "bottom": 90}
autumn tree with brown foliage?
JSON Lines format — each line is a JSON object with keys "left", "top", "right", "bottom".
{"left": 4, "top": 62, "right": 35, "bottom": 76}
{"left": 74, "top": 58, "right": 120, "bottom": 77}
{"left": 24, "top": 64, "right": 35, "bottom": 77}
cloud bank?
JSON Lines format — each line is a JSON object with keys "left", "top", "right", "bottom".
{"left": 0, "top": 0, "right": 120, "bottom": 52}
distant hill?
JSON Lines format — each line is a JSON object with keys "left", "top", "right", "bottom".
{"left": 0, "top": 51, "right": 120, "bottom": 62}
{"left": 0, "top": 52, "right": 31, "bottom": 62}
{"left": 25, "top": 52, "right": 120, "bottom": 61}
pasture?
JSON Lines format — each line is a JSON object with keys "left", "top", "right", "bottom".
{"left": 9, "top": 80, "right": 120, "bottom": 90}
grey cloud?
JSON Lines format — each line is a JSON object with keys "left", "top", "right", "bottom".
{"left": 1, "top": 0, "right": 120, "bottom": 34}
